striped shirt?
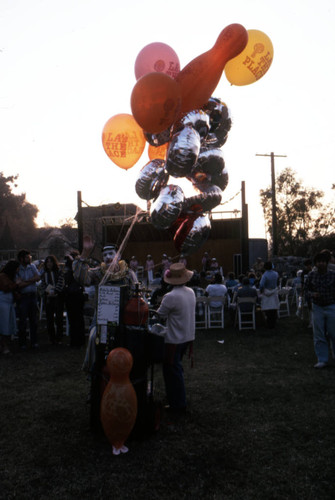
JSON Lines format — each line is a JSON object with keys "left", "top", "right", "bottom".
{"left": 304, "top": 270, "right": 335, "bottom": 306}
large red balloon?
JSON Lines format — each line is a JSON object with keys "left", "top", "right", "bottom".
{"left": 135, "top": 42, "right": 180, "bottom": 80}
{"left": 102, "top": 114, "right": 146, "bottom": 170}
{"left": 176, "top": 24, "right": 248, "bottom": 114}
{"left": 131, "top": 72, "right": 181, "bottom": 134}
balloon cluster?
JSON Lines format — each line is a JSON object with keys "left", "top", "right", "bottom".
{"left": 101, "top": 24, "right": 274, "bottom": 255}
{"left": 135, "top": 98, "right": 231, "bottom": 255}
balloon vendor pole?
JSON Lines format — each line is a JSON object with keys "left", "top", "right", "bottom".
{"left": 100, "top": 206, "right": 144, "bottom": 285}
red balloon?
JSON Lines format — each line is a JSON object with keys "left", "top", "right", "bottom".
{"left": 176, "top": 24, "right": 248, "bottom": 114}
{"left": 135, "top": 42, "right": 180, "bottom": 80}
{"left": 131, "top": 72, "right": 181, "bottom": 134}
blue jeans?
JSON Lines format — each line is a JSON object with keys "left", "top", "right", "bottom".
{"left": 163, "top": 342, "right": 190, "bottom": 410}
{"left": 312, "top": 303, "right": 335, "bottom": 363}
{"left": 17, "top": 293, "right": 39, "bottom": 347}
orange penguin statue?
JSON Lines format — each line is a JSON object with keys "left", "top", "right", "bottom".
{"left": 176, "top": 23, "right": 248, "bottom": 114}
{"left": 100, "top": 347, "right": 137, "bottom": 455}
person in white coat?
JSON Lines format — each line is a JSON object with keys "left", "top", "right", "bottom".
{"left": 259, "top": 261, "right": 279, "bottom": 328}
{"left": 156, "top": 263, "right": 195, "bottom": 414}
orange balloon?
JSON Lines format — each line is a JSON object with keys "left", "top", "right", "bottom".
{"left": 131, "top": 72, "right": 181, "bottom": 134}
{"left": 102, "top": 113, "right": 146, "bottom": 170}
{"left": 148, "top": 142, "right": 168, "bottom": 161}
{"left": 100, "top": 348, "right": 137, "bottom": 454}
{"left": 176, "top": 24, "right": 248, "bottom": 114}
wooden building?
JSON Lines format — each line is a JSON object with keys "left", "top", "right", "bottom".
{"left": 76, "top": 182, "right": 263, "bottom": 276}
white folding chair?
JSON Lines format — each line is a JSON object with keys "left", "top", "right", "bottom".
{"left": 235, "top": 297, "right": 257, "bottom": 331}
{"left": 195, "top": 296, "right": 208, "bottom": 329}
{"left": 292, "top": 283, "right": 301, "bottom": 307}
{"left": 278, "top": 288, "right": 291, "bottom": 318}
{"left": 207, "top": 296, "right": 225, "bottom": 328}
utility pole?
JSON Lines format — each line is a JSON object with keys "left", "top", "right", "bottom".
{"left": 77, "top": 191, "right": 83, "bottom": 253}
{"left": 241, "top": 180, "right": 249, "bottom": 272}
{"left": 256, "top": 152, "right": 287, "bottom": 257}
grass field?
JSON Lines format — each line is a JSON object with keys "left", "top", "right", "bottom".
{"left": 1, "top": 311, "right": 334, "bottom": 500}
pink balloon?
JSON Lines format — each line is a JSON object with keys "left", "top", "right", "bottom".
{"left": 135, "top": 42, "right": 180, "bottom": 80}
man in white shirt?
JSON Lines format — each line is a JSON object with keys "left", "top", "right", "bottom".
{"left": 157, "top": 263, "right": 195, "bottom": 414}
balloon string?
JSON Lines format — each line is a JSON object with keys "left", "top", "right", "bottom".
{"left": 99, "top": 207, "right": 143, "bottom": 285}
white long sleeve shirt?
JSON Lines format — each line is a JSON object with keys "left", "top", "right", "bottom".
{"left": 157, "top": 285, "right": 196, "bottom": 344}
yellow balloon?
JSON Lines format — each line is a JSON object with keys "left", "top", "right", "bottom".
{"left": 224, "top": 29, "right": 273, "bottom": 86}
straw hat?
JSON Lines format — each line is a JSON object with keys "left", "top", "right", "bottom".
{"left": 163, "top": 263, "right": 193, "bottom": 285}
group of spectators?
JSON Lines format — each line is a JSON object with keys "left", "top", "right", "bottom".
{"left": 1, "top": 245, "right": 335, "bottom": 374}
{"left": 148, "top": 249, "right": 335, "bottom": 371}
{"left": 0, "top": 249, "right": 87, "bottom": 354}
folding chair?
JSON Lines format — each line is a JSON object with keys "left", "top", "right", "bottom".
{"left": 207, "top": 296, "right": 225, "bottom": 328}
{"left": 291, "top": 283, "right": 301, "bottom": 307}
{"left": 235, "top": 297, "right": 257, "bottom": 331}
{"left": 278, "top": 288, "right": 291, "bottom": 318}
{"left": 195, "top": 296, "right": 208, "bottom": 329}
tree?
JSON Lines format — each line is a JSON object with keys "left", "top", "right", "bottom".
{"left": 0, "top": 172, "right": 39, "bottom": 248}
{"left": 259, "top": 168, "right": 335, "bottom": 256}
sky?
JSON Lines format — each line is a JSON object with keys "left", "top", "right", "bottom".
{"left": 1, "top": 0, "right": 335, "bottom": 239}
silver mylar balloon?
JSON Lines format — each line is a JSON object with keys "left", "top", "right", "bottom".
{"left": 135, "top": 159, "right": 169, "bottom": 201}
{"left": 144, "top": 127, "right": 172, "bottom": 146}
{"left": 166, "top": 125, "right": 200, "bottom": 178}
{"left": 174, "top": 214, "right": 211, "bottom": 255}
{"left": 205, "top": 128, "right": 229, "bottom": 148}
{"left": 173, "top": 110, "right": 210, "bottom": 140}
{"left": 196, "top": 148, "right": 225, "bottom": 177}
{"left": 182, "top": 186, "right": 222, "bottom": 213}
{"left": 150, "top": 184, "right": 184, "bottom": 230}
{"left": 187, "top": 149, "right": 228, "bottom": 191}
{"left": 211, "top": 167, "right": 229, "bottom": 191}
{"left": 203, "top": 97, "right": 232, "bottom": 148}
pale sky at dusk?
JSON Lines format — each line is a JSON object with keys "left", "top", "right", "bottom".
{"left": 1, "top": 0, "right": 334, "bottom": 238}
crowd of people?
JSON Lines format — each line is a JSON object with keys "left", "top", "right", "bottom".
{"left": 0, "top": 247, "right": 334, "bottom": 377}
{"left": 147, "top": 249, "right": 335, "bottom": 371}
{"left": 0, "top": 248, "right": 89, "bottom": 353}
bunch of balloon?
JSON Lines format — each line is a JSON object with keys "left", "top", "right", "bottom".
{"left": 130, "top": 24, "right": 248, "bottom": 135}
{"left": 102, "top": 113, "right": 146, "bottom": 170}
{"left": 224, "top": 29, "right": 274, "bottom": 86}
{"left": 135, "top": 96, "right": 232, "bottom": 255}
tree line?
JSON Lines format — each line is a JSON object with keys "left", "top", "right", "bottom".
{"left": 1, "top": 169, "right": 334, "bottom": 256}
{"left": 0, "top": 172, "right": 75, "bottom": 251}
{"left": 260, "top": 167, "right": 335, "bottom": 256}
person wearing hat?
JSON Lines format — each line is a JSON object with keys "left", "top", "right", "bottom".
{"left": 73, "top": 236, "right": 137, "bottom": 288}
{"left": 156, "top": 262, "right": 196, "bottom": 414}
{"left": 129, "top": 256, "right": 139, "bottom": 273}
{"left": 161, "top": 254, "right": 170, "bottom": 275}
{"left": 145, "top": 254, "right": 155, "bottom": 284}
{"left": 73, "top": 235, "right": 138, "bottom": 427}
{"left": 209, "top": 257, "right": 220, "bottom": 273}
